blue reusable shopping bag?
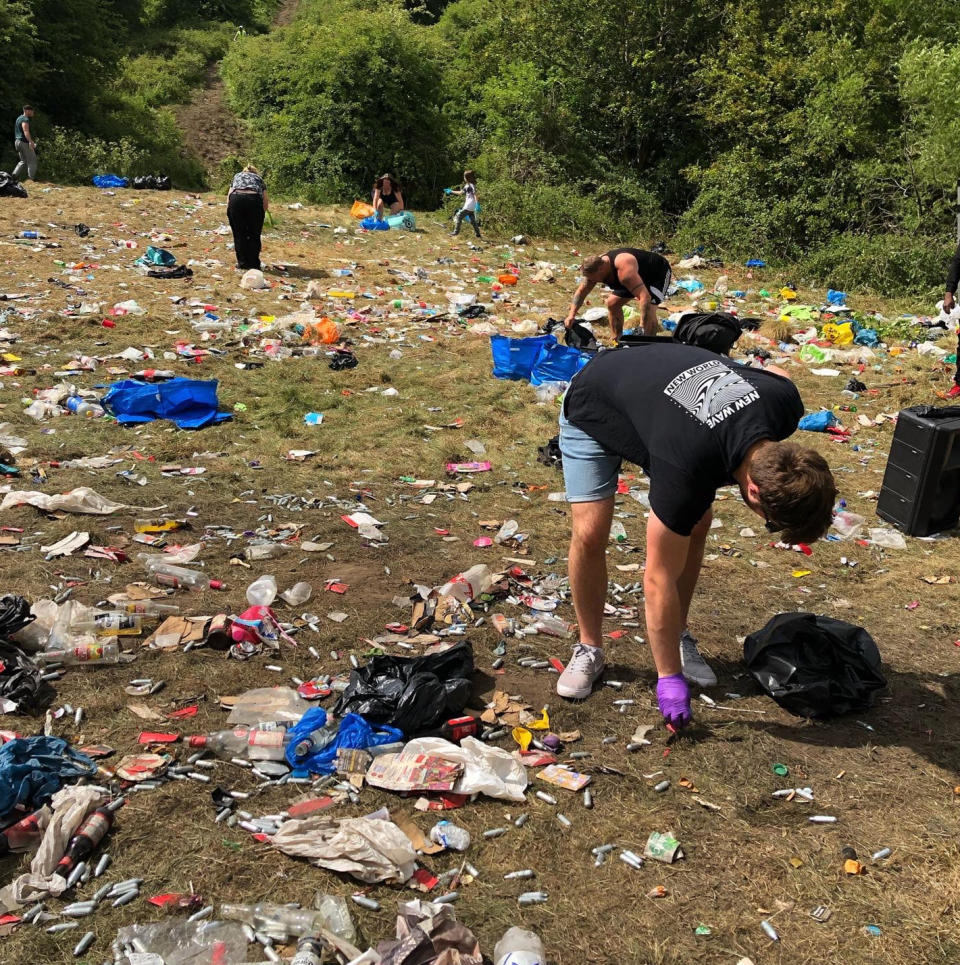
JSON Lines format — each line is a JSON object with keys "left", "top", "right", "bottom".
{"left": 529, "top": 340, "right": 592, "bottom": 386}
{"left": 490, "top": 334, "right": 555, "bottom": 380}
{"left": 102, "top": 378, "right": 231, "bottom": 429}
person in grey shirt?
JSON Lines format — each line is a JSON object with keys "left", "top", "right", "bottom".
{"left": 13, "top": 106, "right": 37, "bottom": 181}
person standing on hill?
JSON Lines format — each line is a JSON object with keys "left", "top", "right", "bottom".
{"left": 227, "top": 165, "right": 269, "bottom": 271}
{"left": 565, "top": 247, "right": 672, "bottom": 340}
{"left": 12, "top": 106, "right": 37, "bottom": 182}
{"left": 450, "top": 170, "right": 481, "bottom": 239}
{"left": 372, "top": 174, "right": 404, "bottom": 220}
{"left": 940, "top": 243, "right": 960, "bottom": 398}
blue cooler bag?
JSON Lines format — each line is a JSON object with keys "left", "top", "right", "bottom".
{"left": 491, "top": 334, "right": 555, "bottom": 380}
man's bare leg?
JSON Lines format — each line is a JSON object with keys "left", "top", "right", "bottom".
{"left": 642, "top": 301, "right": 659, "bottom": 336}
{"left": 605, "top": 295, "right": 628, "bottom": 340}
{"left": 568, "top": 497, "right": 614, "bottom": 646}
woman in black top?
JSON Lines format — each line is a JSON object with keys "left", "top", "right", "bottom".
{"left": 227, "top": 165, "right": 269, "bottom": 271}
{"left": 372, "top": 173, "right": 404, "bottom": 219}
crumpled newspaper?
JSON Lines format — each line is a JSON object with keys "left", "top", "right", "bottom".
{"left": 271, "top": 814, "right": 417, "bottom": 884}
{"left": 0, "top": 486, "right": 162, "bottom": 515}
{"left": 0, "top": 785, "right": 107, "bottom": 911}
{"left": 377, "top": 899, "right": 482, "bottom": 965}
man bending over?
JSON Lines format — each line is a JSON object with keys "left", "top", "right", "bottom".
{"left": 555, "top": 344, "right": 837, "bottom": 728}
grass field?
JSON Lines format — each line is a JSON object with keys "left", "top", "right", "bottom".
{"left": 0, "top": 184, "right": 958, "bottom": 965}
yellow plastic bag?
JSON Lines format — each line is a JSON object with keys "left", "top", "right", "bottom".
{"left": 350, "top": 200, "right": 375, "bottom": 220}
{"left": 821, "top": 322, "right": 854, "bottom": 346}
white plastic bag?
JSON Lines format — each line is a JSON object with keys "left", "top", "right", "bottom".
{"left": 240, "top": 268, "right": 269, "bottom": 290}
{"left": 401, "top": 736, "right": 528, "bottom": 801}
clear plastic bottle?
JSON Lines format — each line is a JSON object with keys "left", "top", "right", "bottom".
{"left": 137, "top": 554, "right": 225, "bottom": 591}
{"left": 220, "top": 902, "right": 342, "bottom": 941}
{"left": 494, "top": 927, "right": 545, "bottom": 965}
{"left": 439, "top": 564, "right": 493, "bottom": 603}
{"left": 120, "top": 601, "right": 180, "bottom": 616}
{"left": 312, "top": 893, "right": 356, "bottom": 942}
{"left": 246, "top": 574, "right": 278, "bottom": 606}
{"left": 610, "top": 521, "right": 628, "bottom": 543}
{"left": 38, "top": 641, "right": 121, "bottom": 665}
{"left": 65, "top": 397, "right": 105, "bottom": 418}
{"left": 188, "top": 724, "right": 291, "bottom": 761}
{"left": 71, "top": 612, "right": 143, "bottom": 636}
{"left": 291, "top": 938, "right": 324, "bottom": 965}
{"left": 290, "top": 719, "right": 338, "bottom": 761}
{"left": 428, "top": 821, "right": 471, "bottom": 851}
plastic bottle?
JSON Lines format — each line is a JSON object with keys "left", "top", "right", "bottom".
{"left": 65, "top": 397, "right": 105, "bottom": 418}
{"left": 292, "top": 938, "right": 324, "bottom": 965}
{"left": 439, "top": 564, "right": 494, "bottom": 603}
{"left": 290, "top": 717, "right": 338, "bottom": 761}
{"left": 220, "top": 902, "right": 344, "bottom": 941}
{"left": 245, "top": 574, "right": 278, "bottom": 607}
{"left": 610, "top": 521, "right": 628, "bottom": 543}
{"left": 188, "top": 724, "right": 291, "bottom": 761}
{"left": 428, "top": 821, "right": 471, "bottom": 851}
{"left": 20, "top": 230, "right": 39, "bottom": 239}
{"left": 46, "top": 601, "right": 75, "bottom": 650}
{"left": 494, "top": 927, "right": 545, "bottom": 965}
{"left": 54, "top": 803, "right": 122, "bottom": 878}
{"left": 494, "top": 520, "right": 519, "bottom": 544}
{"left": 137, "top": 555, "right": 225, "bottom": 591}
{"left": 38, "top": 641, "right": 121, "bottom": 665}
{"left": 120, "top": 601, "right": 180, "bottom": 616}
{"left": 71, "top": 613, "right": 142, "bottom": 636}
{"left": 312, "top": 893, "right": 356, "bottom": 941}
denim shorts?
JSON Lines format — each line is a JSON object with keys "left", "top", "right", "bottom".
{"left": 559, "top": 409, "right": 621, "bottom": 502}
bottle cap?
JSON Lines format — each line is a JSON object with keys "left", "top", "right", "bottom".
{"left": 208, "top": 580, "right": 225, "bottom": 590}
{"left": 187, "top": 735, "right": 206, "bottom": 748}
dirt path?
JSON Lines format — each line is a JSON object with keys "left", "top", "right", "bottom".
{"left": 174, "top": 0, "right": 301, "bottom": 177}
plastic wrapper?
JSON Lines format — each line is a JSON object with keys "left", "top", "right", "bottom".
{"left": 398, "top": 736, "right": 527, "bottom": 802}
{"left": 116, "top": 920, "right": 249, "bottom": 965}
{"left": 0, "top": 487, "right": 159, "bottom": 516}
{"left": 743, "top": 612, "right": 886, "bottom": 718}
{"left": 377, "top": 899, "right": 482, "bottom": 965}
{"left": 227, "top": 687, "right": 309, "bottom": 725}
{"left": 271, "top": 815, "right": 417, "bottom": 884}
{"left": 333, "top": 642, "right": 474, "bottom": 734}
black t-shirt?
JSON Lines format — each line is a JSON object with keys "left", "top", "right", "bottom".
{"left": 563, "top": 344, "right": 804, "bottom": 535}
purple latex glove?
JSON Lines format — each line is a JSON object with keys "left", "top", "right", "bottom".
{"left": 656, "top": 673, "right": 691, "bottom": 729}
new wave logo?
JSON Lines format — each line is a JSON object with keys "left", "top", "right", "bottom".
{"left": 664, "top": 359, "right": 759, "bottom": 428}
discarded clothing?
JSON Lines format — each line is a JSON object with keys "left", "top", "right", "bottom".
{"left": 0, "top": 737, "right": 97, "bottom": 816}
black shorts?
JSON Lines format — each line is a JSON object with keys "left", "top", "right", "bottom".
{"left": 607, "top": 266, "right": 672, "bottom": 304}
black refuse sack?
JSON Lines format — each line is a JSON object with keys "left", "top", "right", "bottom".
{"left": 333, "top": 641, "right": 474, "bottom": 734}
{"left": 537, "top": 434, "right": 562, "bottom": 469}
{"left": 743, "top": 612, "right": 885, "bottom": 718}
{"left": 132, "top": 174, "right": 172, "bottom": 191}
{"left": 673, "top": 311, "right": 746, "bottom": 356}
{"left": 564, "top": 321, "right": 598, "bottom": 351}
{"left": 0, "top": 172, "right": 27, "bottom": 199}
{"left": 0, "top": 641, "right": 54, "bottom": 715}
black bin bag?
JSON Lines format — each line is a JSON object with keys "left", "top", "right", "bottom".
{"left": 332, "top": 641, "right": 474, "bottom": 734}
{"left": 743, "top": 612, "right": 885, "bottom": 718}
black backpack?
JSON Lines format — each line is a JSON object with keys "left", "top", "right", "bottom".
{"left": 673, "top": 311, "right": 745, "bottom": 356}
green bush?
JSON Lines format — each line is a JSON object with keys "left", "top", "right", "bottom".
{"left": 222, "top": 2, "right": 451, "bottom": 206}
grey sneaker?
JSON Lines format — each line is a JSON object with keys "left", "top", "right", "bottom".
{"left": 557, "top": 643, "right": 606, "bottom": 699}
{"left": 680, "top": 630, "right": 717, "bottom": 687}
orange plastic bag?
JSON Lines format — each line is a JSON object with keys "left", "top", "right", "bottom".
{"left": 498, "top": 274, "right": 518, "bottom": 286}
{"left": 302, "top": 317, "right": 341, "bottom": 344}
{"left": 350, "top": 201, "right": 375, "bottom": 220}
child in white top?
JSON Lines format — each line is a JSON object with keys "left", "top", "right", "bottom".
{"left": 451, "top": 170, "right": 481, "bottom": 238}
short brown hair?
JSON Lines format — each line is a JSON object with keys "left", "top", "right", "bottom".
{"left": 464, "top": 169, "right": 476, "bottom": 182}
{"left": 750, "top": 442, "right": 837, "bottom": 544}
{"left": 581, "top": 254, "right": 604, "bottom": 276}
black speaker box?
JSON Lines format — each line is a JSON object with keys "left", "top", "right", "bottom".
{"left": 876, "top": 405, "right": 960, "bottom": 536}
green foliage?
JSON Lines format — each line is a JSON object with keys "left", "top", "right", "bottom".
{"left": 223, "top": 1, "right": 450, "bottom": 205}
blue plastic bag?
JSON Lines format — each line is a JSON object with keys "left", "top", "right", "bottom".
{"left": 92, "top": 174, "right": 129, "bottom": 189}
{"left": 0, "top": 737, "right": 96, "bottom": 815}
{"left": 360, "top": 216, "right": 389, "bottom": 231}
{"left": 490, "top": 334, "right": 554, "bottom": 381}
{"left": 826, "top": 289, "right": 847, "bottom": 306}
{"left": 530, "top": 340, "right": 592, "bottom": 386}
{"left": 798, "top": 410, "right": 838, "bottom": 432}
{"left": 284, "top": 708, "right": 403, "bottom": 775}
{"left": 134, "top": 246, "right": 176, "bottom": 267}
{"left": 745, "top": 258, "right": 766, "bottom": 268}
{"left": 854, "top": 328, "right": 878, "bottom": 347}
{"left": 102, "top": 377, "right": 231, "bottom": 429}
